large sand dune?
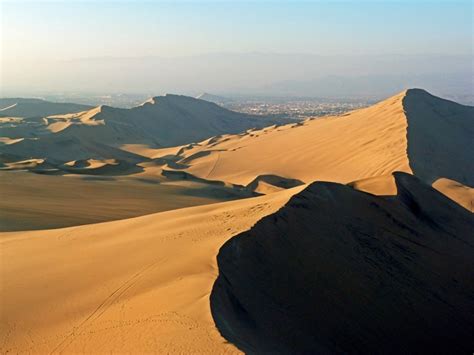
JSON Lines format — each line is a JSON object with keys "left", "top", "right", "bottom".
{"left": 169, "top": 89, "right": 473, "bottom": 187}
{"left": 211, "top": 173, "right": 474, "bottom": 353}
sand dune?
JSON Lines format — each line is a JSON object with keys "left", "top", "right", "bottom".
{"left": 120, "top": 144, "right": 183, "bottom": 159}
{"left": 211, "top": 173, "right": 474, "bottom": 353}
{"left": 1, "top": 172, "right": 471, "bottom": 353}
{"left": 245, "top": 174, "right": 304, "bottom": 194}
{"left": 168, "top": 89, "right": 473, "bottom": 187}
{"left": 0, "top": 186, "right": 303, "bottom": 353}
{"left": 60, "top": 159, "right": 143, "bottom": 175}
{"left": 0, "top": 169, "right": 258, "bottom": 231}
{"left": 0, "top": 89, "right": 472, "bottom": 353}
{"left": 0, "top": 98, "right": 92, "bottom": 118}
{"left": 349, "top": 174, "right": 398, "bottom": 196}
{"left": 46, "top": 106, "right": 106, "bottom": 133}
{"left": 2, "top": 89, "right": 470, "bottom": 190}
{"left": 0, "top": 134, "right": 145, "bottom": 165}
{"left": 0, "top": 95, "right": 289, "bottom": 163}
{"left": 0, "top": 137, "right": 23, "bottom": 145}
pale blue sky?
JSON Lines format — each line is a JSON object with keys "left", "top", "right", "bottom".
{"left": 2, "top": 0, "right": 472, "bottom": 59}
{"left": 1, "top": 1, "right": 472, "bottom": 95}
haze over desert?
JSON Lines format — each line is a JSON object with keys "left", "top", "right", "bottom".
{"left": 1, "top": 0, "right": 473, "bottom": 354}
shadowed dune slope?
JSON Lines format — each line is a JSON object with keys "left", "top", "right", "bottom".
{"left": 211, "top": 172, "right": 474, "bottom": 354}
{"left": 175, "top": 89, "right": 472, "bottom": 186}
{"left": 404, "top": 89, "right": 474, "bottom": 185}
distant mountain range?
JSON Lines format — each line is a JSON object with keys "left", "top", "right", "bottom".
{"left": 4, "top": 53, "right": 471, "bottom": 102}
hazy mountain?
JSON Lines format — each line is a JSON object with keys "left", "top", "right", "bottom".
{"left": 4, "top": 53, "right": 471, "bottom": 101}
{"left": 264, "top": 72, "right": 473, "bottom": 103}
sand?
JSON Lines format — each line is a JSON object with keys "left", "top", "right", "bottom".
{"left": 433, "top": 177, "right": 473, "bottom": 212}
{"left": 0, "top": 186, "right": 303, "bottom": 353}
{"left": 0, "top": 89, "right": 472, "bottom": 353}
{"left": 167, "top": 91, "right": 411, "bottom": 185}
{"left": 0, "top": 169, "right": 258, "bottom": 231}
{"left": 0, "top": 98, "right": 93, "bottom": 118}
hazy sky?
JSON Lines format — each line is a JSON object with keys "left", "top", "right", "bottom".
{"left": 1, "top": 0, "right": 472, "bottom": 96}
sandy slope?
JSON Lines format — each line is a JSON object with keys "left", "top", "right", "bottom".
{"left": 0, "top": 186, "right": 303, "bottom": 353}
{"left": 349, "top": 174, "right": 398, "bottom": 196}
{"left": 0, "top": 170, "right": 256, "bottom": 231}
{"left": 433, "top": 178, "right": 473, "bottom": 212}
{"left": 170, "top": 91, "right": 411, "bottom": 185}
{"left": 211, "top": 173, "right": 474, "bottom": 353}
{"left": 120, "top": 144, "right": 183, "bottom": 159}
{"left": 171, "top": 89, "right": 473, "bottom": 187}
{"left": 0, "top": 98, "right": 93, "bottom": 118}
